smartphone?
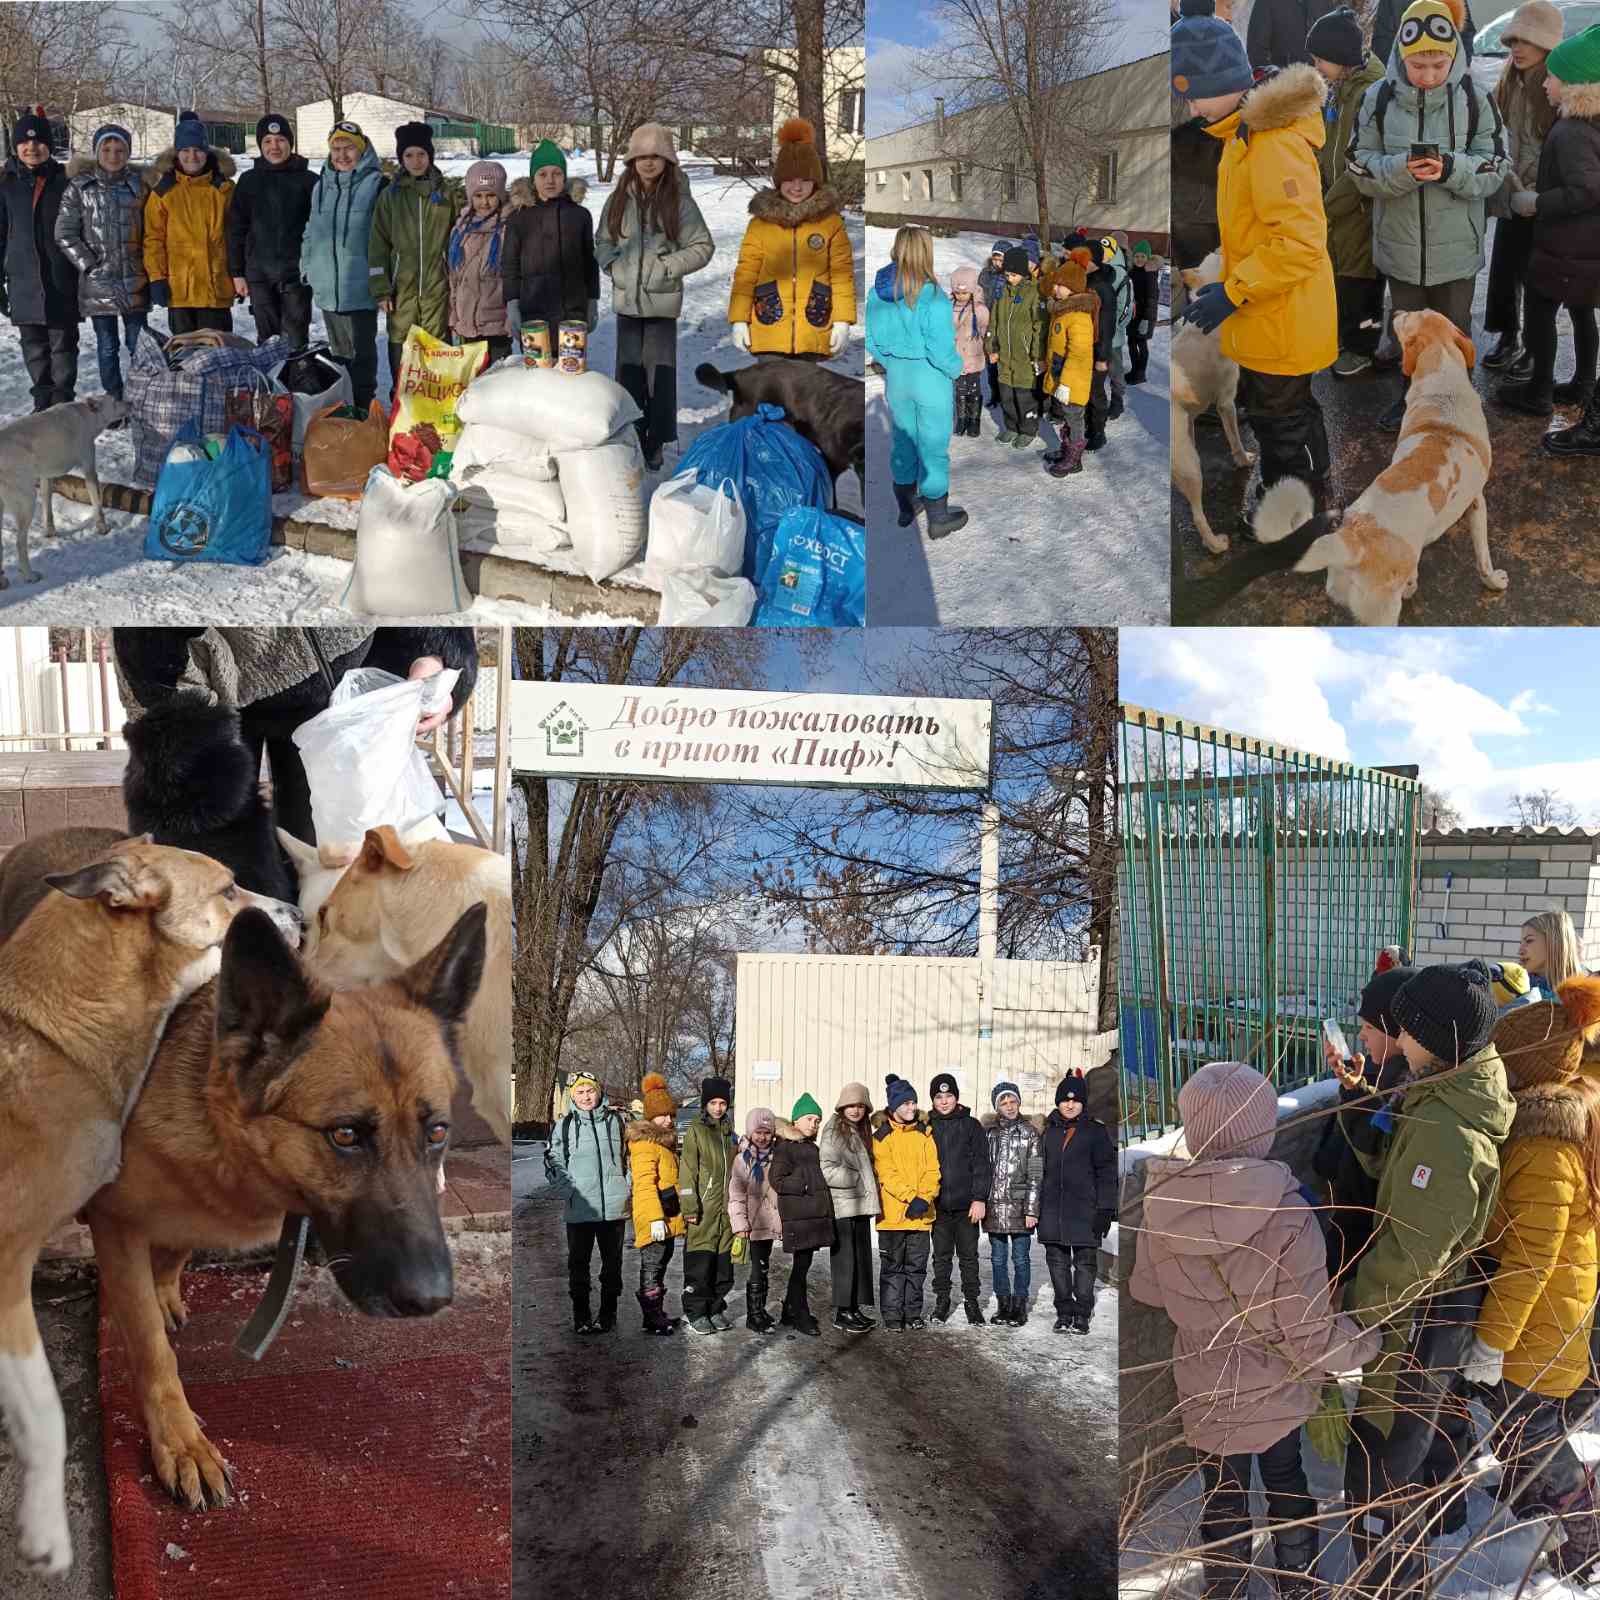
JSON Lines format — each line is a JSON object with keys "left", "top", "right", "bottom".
{"left": 1410, "top": 141, "right": 1441, "bottom": 161}
{"left": 1322, "top": 1018, "right": 1352, "bottom": 1066}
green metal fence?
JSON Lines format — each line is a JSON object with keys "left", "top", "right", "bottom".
{"left": 1118, "top": 704, "right": 1420, "bottom": 1140}
{"left": 428, "top": 119, "right": 517, "bottom": 156}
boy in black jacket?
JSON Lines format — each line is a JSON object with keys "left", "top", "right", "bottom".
{"left": 225, "top": 114, "right": 318, "bottom": 347}
{"left": 928, "top": 1071, "right": 994, "bottom": 1326}
{"left": 1127, "top": 240, "right": 1162, "bottom": 384}
{"left": 1040, "top": 1072, "right": 1116, "bottom": 1335}
{"left": 1068, "top": 234, "right": 1117, "bottom": 449}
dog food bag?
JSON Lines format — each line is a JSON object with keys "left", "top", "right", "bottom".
{"left": 388, "top": 328, "right": 489, "bottom": 483}
{"left": 456, "top": 363, "right": 640, "bottom": 450}
{"left": 646, "top": 472, "right": 746, "bottom": 579}
{"left": 657, "top": 568, "right": 757, "bottom": 627}
{"left": 450, "top": 421, "right": 558, "bottom": 480}
{"left": 557, "top": 320, "right": 588, "bottom": 374}
{"left": 301, "top": 400, "right": 389, "bottom": 500}
{"left": 554, "top": 434, "right": 648, "bottom": 582}
{"left": 341, "top": 465, "right": 468, "bottom": 616}
{"left": 751, "top": 506, "right": 866, "bottom": 628}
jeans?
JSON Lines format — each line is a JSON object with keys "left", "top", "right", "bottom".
{"left": 1200, "top": 1424, "right": 1318, "bottom": 1586}
{"left": 324, "top": 308, "right": 381, "bottom": 413}
{"left": 829, "top": 1213, "right": 874, "bottom": 1309}
{"left": 17, "top": 324, "right": 79, "bottom": 411}
{"left": 989, "top": 1232, "right": 1032, "bottom": 1299}
{"left": 1045, "top": 1242, "right": 1098, "bottom": 1318}
{"left": 1524, "top": 286, "right": 1599, "bottom": 390}
{"left": 931, "top": 1211, "right": 981, "bottom": 1300}
{"left": 615, "top": 313, "right": 679, "bottom": 448}
{"left": 91, "top": 312, "right": 147, "bottom": 399}
{"left": 565, "top": 1219, "right": 624, "bottom": 1313}
{"left": 878, "top": 1230, "right": 931, "bottom": 1324}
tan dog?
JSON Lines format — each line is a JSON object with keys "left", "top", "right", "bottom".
{"left": 1254, "top": 310, "right": 1508, "bottom": 623}
{"left": 0, "top": 840, "right": 297, "bottom": 1574}
{"left": 1172, "top": 250, "right": 1257, "bottom": 553}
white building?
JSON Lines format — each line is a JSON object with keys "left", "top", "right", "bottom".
{"left": 68, "top": 103, "right": 248, "bottom": 162}
{"left": 765, "top": 46, "right": 866, "bottom": 174}
{"left": 295, "top": 92, "right": 483, "bottom": 159}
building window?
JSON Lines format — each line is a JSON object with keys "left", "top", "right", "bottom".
{"left": 1094, "top": 151, "right": 1118, "bottom": 203}
{"left": 950, "top": 166, "right": 962, "bottom": 201}
{"left": 874, "top": 168, "right": 886, "bottom": 187}
{"left": 679, "top": 125, "right": 694, "bottom": 153}
{"left": 1002, "top": 163, "right": 1017, "bottom": 201}
{"left": 921, "top": 168, "right": 934, "bottom": 200}
{"left": 901, "top": 171, "right": 911, "bottom": 200}
{"left": 838, "top": 88, "right": 865, "bottom": 136}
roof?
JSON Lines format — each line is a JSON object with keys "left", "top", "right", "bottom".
{"left": 75, "top": 102, "right": 251, "bottom": 123}
{"left": 1420, "top": 825, "right": 1600, "bottom": 844}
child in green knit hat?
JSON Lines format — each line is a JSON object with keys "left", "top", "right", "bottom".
{"left": 765, "top": 1092, "right": 834, "bottom": 1336}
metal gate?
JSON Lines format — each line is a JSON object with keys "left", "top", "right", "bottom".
{"left": 1118, "top": 704, "right": 1420, "bottom": 1139}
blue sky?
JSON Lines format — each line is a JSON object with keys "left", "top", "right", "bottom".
{"left": 1121, "top": 628, "right": 1599, "bottom": 826}
{"left": 867, "top": 0, "right": 1171, "bottom": 137}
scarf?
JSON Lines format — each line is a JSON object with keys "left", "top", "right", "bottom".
{"left": 952, "top": 293, "right": 980, "bottom": 340}
{"left": 448, "top": 205, "right": 503, "bottom": 275}
{"left": 745, "top": 1137, "right": 772, "bottom": 1188}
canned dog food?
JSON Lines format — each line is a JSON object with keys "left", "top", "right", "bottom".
{"left": 520, "top": 321, "right": 554, "bottom": 368}
{"left": 557, "top": 320, "right": 587, "bottom": 375}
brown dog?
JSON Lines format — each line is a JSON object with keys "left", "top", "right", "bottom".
{"left": 0, "top": 826, "right": 128, "bottom": 940}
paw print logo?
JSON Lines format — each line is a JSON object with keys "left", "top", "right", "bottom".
{"left": 550, "top": 716, "right": 578, "bottom": 747}
{"left": 540, "top": 700, "right": 588, "bottom": 758}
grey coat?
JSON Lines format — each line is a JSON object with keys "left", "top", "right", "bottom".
{"left": 983, "top": 1112, "right": 1043, "bottom": 1234}
{"left": 594, "top": 185, "right": 713, "bottom": 320}
{"left": 818, "top": 1115, "right": 880, "bottom": 1219}
{"left": 54, "top": 155, "right": 153, "bottom": 317}
{"left": 545, "top": 1103, "right": 630, "bottom": 1225}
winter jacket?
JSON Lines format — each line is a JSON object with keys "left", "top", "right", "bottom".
{"left": 1103, "top": 251, "right": 1133, "bottom": 353}
{"left": 678, "top": 1112, "right": 737, "bottom": 1253}
{"left": 143, "top": 147, "right": 236, "bottom": 310}
{"left": 54, "top": 156, "right": 152, "bottom": 317}
{"left": 369, "top": 164, "right": 465, "bottom": 343}
{"left": 303, "top": 144, "right": 387, "bottom": 315}
{"left": 986, "top": 277, "right": 1044, "bottom": 387}
{"left": 983, "top": 1112, "right": 1043, "bottom": 1234}
{"left": 864, "top": 265, "right": 964, "bottom": 378}
{"left": 626, "top": 1118, "right": 686, "bottom": 1249}
{"left": 545, "top": 1099, "right": 629, "bottom": 1225}
{"left": 1085, "top": 265, "right": 1118, "bottom": 363}
{"left": 1372, "top": 0, "right": 1476, "bottom": 69}
{"left": 1038, "top": 1111, "right": 1117, "bottom": 1246}
{"left": 1044, "top": 290, "right": 1098, "bottom": 405}
{"left": 1477, "top": 1074, "right": 1600, "bottom": 1399}
{"left": 948, "top": 268, "right": 989, "bottom": 375}
{"left": 929, "top": 1103, "right": 993, "bottom": 1213}
{"left": 447, "top": 198, "right": 512, "bottom": 340}
{"left": 1249, "top": 0, "right": 1341, "bottom": 69}
{"left": 225, "top": 152, "right": 317, "bottom": 286}
{"left": 818, "top": 1115, "right": 879, "bottom": 1219}
{"left": 726, "top": 1140, "right": 783, "bottom": 1242}
{"left": 1208, "top": 63, "right": 1339, "bottom": 376}
{"left": 768, "top": 1120, "right": 836, "bottom": 1253}
{"left": 594, "top": 183, "right": 713, "bottom": 320}
{"left": 1527, "top": 82, "right": 1600, "bottom": 310}
{"left": 0, "top": 156, "right": 78, "bottom": 325}
{"left": 1130, "top": 260, "right": 1162, "bottom": 333}
{"left": 870, "top": 1111, "right": 942, "bottom": 1231}
{"left": 977, "top": 257, "right": 1008, "bottom": 309}
{"left": 1349, "top": 41, "right": 1510, "bottom": 288}
{"left": 501, "top": 182, "right": 598, "bottom": 335}
{"left": 1491, "top": 58, "right": 1556, "bottom": 217}
{"left": 728, "top": 184, "right": 856, "bottom": 357}
{"left": 1171, "top": 116, "right": 1224, "bottom": 270}
{"left": 1319, "top": 53, "right": 1386, "bottom": 278}
{"left": 1131, "top": 1152, "right": 1382, "bottom": 1455}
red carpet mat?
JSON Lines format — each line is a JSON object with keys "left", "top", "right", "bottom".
{"left": 99, "top": 1232, "right": 511, "bottom": 1598}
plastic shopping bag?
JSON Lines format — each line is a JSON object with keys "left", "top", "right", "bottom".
{"left": 144, "top": 420, "right": 273, "bottom": 565}
{"left": 751, "top": 507, "right": 865, "bottom": 627}
{"left": 646, "top": 472, "right": 746, "bottom": 579}
{"left": 301, "top": 401, "right": 390, "bottom": 499}
{"left": 223, "top": 373, "right": 293, "bottom": 491}
{"left": 656, "top": 568, "right": 757, "bottom": 627}
{"left": 271, "top": 346, "right": 354, "bottom": 454}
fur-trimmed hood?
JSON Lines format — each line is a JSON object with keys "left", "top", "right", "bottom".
{"left": 149, "top": 145, "right": 237, "bottom": 181}
{"left": 625, "top": 1117, "right": 678, "bottom": 1150}
{"left": 980, "top": 1111, "right": 1048, "bottom": 1134}
{"left": 1240, "top": 62, "right": 1328, "bottom": 135}
{"left": 504, "top": 176, "right": 550, "bottom": 211}
{"left": 773, "top": 1116, "right": 813, "bottom": 1142}
{"left": 1048, "top": 290, "right": 1101, "bottom": 319}
{"left": 66, "top": 153, "right": 153, "bottom": 188}
{"left": 870, "top": 1107, "right": 931, "bottom": 1136}
{"left": 1561, "top": 81, "right": 1600, "bottom": 121}
{"left": 748, "top": 183, "right": 842, "bottom": 226}
{"left": 1508, "top": 1075, "right": 1600, "bottom": 1145}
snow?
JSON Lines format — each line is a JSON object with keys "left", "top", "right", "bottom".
{"left": 863, "top": 225, "right": 1170, "bottom": 625}
{"left": 0, "top": 148, "right": 863, "bottom": 621}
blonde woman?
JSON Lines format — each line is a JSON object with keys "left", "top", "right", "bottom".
{"left": 864, "top": 225, "right": 967, "bottom": 537}
{"left": 1521, "top": 909, "right": 1589, "bottom": 999}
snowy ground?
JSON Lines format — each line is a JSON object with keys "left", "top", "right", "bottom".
{"left": 863, "top": 226, "right": 1170, "bottom": 626}
{"left": 0, "top": 149, "right": 863, "bottom": 624}
{"left": 515, "top": 1138, "right": 1115, "bottom": 1599}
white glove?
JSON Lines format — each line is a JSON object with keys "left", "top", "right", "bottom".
{"left": 731, "top": 321, "right": 751, "bottom": 352}
{"left": 649, "top": 1219, "right": 667, "bottom": 1244}
{"left": 1054, "top": 383, "right": 1071, "bottom": 402}
{"left": 1511, "top": 189, "right": 1539, "bottom": 218}
{"left": 1461, "top": 1335, "right": 1504, "bottom": 1386}
{"left": 828, "top": 320, "right": 850, "bottom": 356}
{"left": 1137, "top": 319, "right": 1151, "bottom": 336}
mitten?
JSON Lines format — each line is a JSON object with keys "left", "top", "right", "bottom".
{"left": 649, "top": 1219, "right": 667, "bottom": 1244}
{"left": 731, "top": 321, "right": 751, "bottom": 352}
{"left": 904, "top": 1197, "right": 930, "bottom": 1220}
{"left": 149, "top": 279, "right": 170, "bottom": 308}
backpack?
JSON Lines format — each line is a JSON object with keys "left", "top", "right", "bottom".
{"left": 1357, "top": 73, "right": 1503, "bottom": 162}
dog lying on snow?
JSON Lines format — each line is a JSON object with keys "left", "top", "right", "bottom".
{"left": 1175, "top": 311, "right": 1507, "bottom": 624}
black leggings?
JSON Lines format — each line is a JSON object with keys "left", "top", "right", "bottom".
{"left": 1524, "top": 286, "right": 1600, "bottom": 389}
{"left": 1201, "top": 1425, "right": 1318, "bottom": 1581}
{"left": 615, "top": 313, "right": 679, "bottom": 448}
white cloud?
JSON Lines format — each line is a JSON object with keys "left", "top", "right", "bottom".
{"left": 1508, "top": 688, "right": 1556, "bottom": 717}
{"left": 1352, "top": 668, "right": 1527, "bottom": 802}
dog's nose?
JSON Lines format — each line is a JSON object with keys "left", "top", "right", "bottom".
{"left": 387, "top": 1266, "right": 453, "bottom": 1317}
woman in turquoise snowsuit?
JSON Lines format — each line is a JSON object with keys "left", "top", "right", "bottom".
{"left": 865, "top": 225, "right": 968, "bottom": 538}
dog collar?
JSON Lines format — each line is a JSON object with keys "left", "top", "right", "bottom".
{"left": 233, "top": 1212, "right": 311, "bottom": 1361}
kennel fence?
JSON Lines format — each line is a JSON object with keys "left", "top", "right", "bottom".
{"left": 1118, "top": 704, "right": 1420, "bottom": 1140}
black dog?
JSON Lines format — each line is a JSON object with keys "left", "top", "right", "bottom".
{"left": 695, "top": 358, "right": 865, "bottom": 509}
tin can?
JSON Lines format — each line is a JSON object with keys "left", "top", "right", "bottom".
{"left": 520, "top": 321, "right": 554, "bottom": 368}
{"left": 557, "top": 320, "right": 588, "bottom": 375}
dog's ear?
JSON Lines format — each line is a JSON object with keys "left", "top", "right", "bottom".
{"left": 1398, "top": 318, "right": 1421, "bottom": 379}
{"left": 46, "top": 852, "right": 165, "bottom": 910}
{"left": 360, "top": 825, "right": 415, "bottom": 874}
{"left": 275, "top": 828, "right": 321, "bottom": 874}
{"left": 399, "top": 902, "right": 487, "bottom": 1029}
{"left": 1451, "top": 325, "right": 1477, "bottom": 370}
{"left": 316, "top": 840, "right": 362, "bottom": 870}
{"left": 215, "top": 908, "right": 330, "bottom": 1105}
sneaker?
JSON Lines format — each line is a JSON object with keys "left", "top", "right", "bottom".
{"left": 687, "top": 1315, "right": 717, "bottom": 1334}
{"left": 1332, "top": 349, "right": 1372, "bottom": 378}
{"left": 832, "top": 1311, "right": 869, "bottom": 1334}
{"left": 846, "top": 1309, "right": 876, "bottom": 1330}
{"left": 996, "top": 430, "right": 1018, "bottom": 445}
{"left": 1012, "top": 433, "right": 1038, "bottom": 449}
{"left": 709, "top": 1311, "right": 734, "bottom": 1332}
{"left": 1072, "top": 1315, "right": 1091, "bottom": 1335}
{"left": 904, "top": 1317, "right": 927, "bottom": 1331}
{"left": 1054, "top": 1317, "right": 1071, "bottom": 1333}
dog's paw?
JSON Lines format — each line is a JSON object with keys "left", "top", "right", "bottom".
{"left": 156, "top": 1281, "right": 190, "bottom": 1335}
{"left": 1198, "top": 528, "right": 1230, "bottom": 555}
{"left": 1484, "top": 567, "right": 1509, "bottom": 591}
{"left": 18, "top": 1482, "right": 73, "bottom": 1573}
{"left": 151, "top": 1408, "right": 232, "bottom": 1511}
{"left": 1235, "top": 449, "right": 1258, "bottom": 468}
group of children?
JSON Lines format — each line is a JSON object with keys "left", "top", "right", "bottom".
{"left": 1135, "top": 907, "right": 1600, "bottom": 1595}
{"left": 545, "top": 1066, "right": 1116, "bottom": 1339}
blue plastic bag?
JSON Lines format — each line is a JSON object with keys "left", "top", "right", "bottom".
{"left": 678, "top": 403, "right": 832, "bottom": 580}
{"left": 145, "top": 420, "right": 273, "bottom": 565}
{"left": 752, "top": 507, "right": 865, "bottom": 627}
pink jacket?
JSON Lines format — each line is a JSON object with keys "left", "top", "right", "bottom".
{"left": 1131, "top": 1154, "right": 1380, "bottom": 1455}
{"left": 949, "top": 267, "right": 989, "bottom": 376}
{"left": 727, "top": 1142, "right": 783, "bottom": 1242}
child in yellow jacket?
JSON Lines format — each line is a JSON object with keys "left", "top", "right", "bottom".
{"left": 729, "top": 118, "right": 856, "bottom": 361}
{"left": 1041, "top": 250, "right": 1100, "bottom": 480}
{"left": 871, "top": 1074, "right": 942, "bottom": 1330}
{"left": 143, "top": 112, "right": 237, "bottom": 334}
{"left": 626, "top": 1072, "right": 686, "bottom": 1334}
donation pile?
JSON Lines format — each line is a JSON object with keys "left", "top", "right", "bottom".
{"left": 388, "top": 327, "right": 487, "bottom": 482}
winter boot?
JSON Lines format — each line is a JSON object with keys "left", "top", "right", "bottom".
{"left": 1072, "top": 1313, "right": 1091, "bottom": 1335}
{"left": 595, "top": 1294, "right": 618, "bottom": 1334}
{"left": 964, "top": 1298, "right": 986, "bottom": 1326}
{"left": 746, "top": 1281, "right": 777, "bottom": 1334}
{"left": 1507, "top": 349, "right": 1536, "bottom": 382}
{"left": 891, "top": 482, "right": 924, "bottom": 528}
{"left": 638, "top": 1288, "right": 676, "bottom": 1335}
{"left": 1106, "top": 392, "right": 1125, "bottom": 422}
{"left": 1544, "top": 391, "right": 1600, "bottom": 457}
{"left": 1553, "top": 377, "right": 1597, "bottom": 406}
{"left": 1272, "top": 1525, "right": 1319, "bottom": 1598}
{"left": 1527, "top": 1468, "right": 1600, "bottom": 1581}
{"left": 990, "top": 1296, "right": 1011, "bottom": 1326}
{"left": 923, "top": 495, "right": 969, "bottom": 539}
{"left": 849, "top": 1306, "right": 876, "bottom": 1329}
{"left": 1047, "top": 439, "right": 1086, "bottom": 478}
{"left": 904, "top": 1317, "right": 927, "bottom": 1330}
{"left": 832, "top": 1309, "right": 869, "bottom": 1334}
{"left": 1083, "top": 428, "right": 1106, "bottom": 452}
{"left": 573, "top": 1294, "right": 594, "bottom": 1334}
{"left": 1497, "top": 377, "right": 1555, "bottom": 417}
{"left": 1012, "top": 1296, "right": 1029, "bottom": 1328}
{"left": 780, "top": 1302, "right": 821, "bottom": 1337}
{"left": 932, "top": 1291, "right": 954, "bottom": 1324}
{"left": 1484, "top": 330, "right": 1522, "bottom": 369}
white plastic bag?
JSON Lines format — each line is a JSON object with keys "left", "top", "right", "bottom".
{"left": 342, "top": 465, "right": 468, "bottom": 615}
{"left": 646, "top": 472, "right": 745, "bottom": 579}
{"left": 270, "top": 356, "right": 353, "bottom": 454}
{"left": 451, "top": 421, "right": 557, "bottom": 480}
{"left": 293, "top": 666, "right": 457, "bottom": 847}
{"left": 457, "top": 364, "right": 641, "bottom": 449}
{"left": 556, "top": 435, "right": 647, "bottom": 581}
{"left": 656, "top": 567, "right": 757, "bottom": 627}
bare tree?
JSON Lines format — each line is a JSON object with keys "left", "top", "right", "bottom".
{"left": 1417, "top": 782, "right": 1463, "bottom": 832}
{"left": 0, "top": 4, "right": 137, "bottom": 124}
{"left": 1508, "top": 787, "right": 1581, "bottom": 829}
{"left": 277, "top": 0, "right": 384, "bottom": 119}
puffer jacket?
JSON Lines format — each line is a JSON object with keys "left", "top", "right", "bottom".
{"left": 983, "top": 1112, "right": 1043, "bottom": 1234}
{"left": 1039, "top": 1111, "right": 1117, "bottom": 1246}
{"left": 1248, "top": 0, "right": 1341, "bottom": 69}
{"left": 54, "top": 156, "right": 152, "bottom": 317}
{"left": 594, "top": 182, "right": 714, "bottom": 319}
{"left": 1172, "top": 115, "right": 1224, "bottom": 270}
{"left": 1320, "top": 53, "right": 1386, "bottom": 277}
{"left": 864, "top": 264, "right": 963, "bottom": 378}
{"left": 369, "top": 164, "right": 465, "bottom": 342}
{"left": 303, "top": 143, "right": 387, "bottom": 315}
{"left": 143, "top": 146, "right": 236, "bottom": 309}
{"left": 768, "top": 1120, "right": 836, "bottom": 1253}
{"left": 1102, "top": 249, "right": 1133, "bottom": 353}
{"left": 1349, "top": 40, "right": 1510, "bottom": 287}
{"left": 1490, "top": 57, "right": 1555, "bottom": 217}
{"left": 948, "top": 267, "right": 989, "bottom": 374}
{"left": 986, "top": 277, "right": 1044, "bottom": 387}
{"left": 501, "top": 181, "right": 598, "bottom": 334}
{"left": 1208, "top": 63, "right": 1338, "bottom": 376}
{"left": 1043, "top": 285, "right": 1098, "bottom": 405}
{"left": 977, "top": 253, "right": 1008, "bottom": 309}
{"left": 1131, "top": 1152, "right": 1382, "bottom": 1454}
{"left": 0, "top": 155, "right": 78, "bottom": 325}
{"left": 1527, "top": 81, "right": 1600, "bottom": 309}
{"left": 727, "top": 1139, "right": 783, "bottom": 1242}
{"left": 929, "top": 1103, "right": 993, "bottom": 1213}
{"left": 626, "top": 1118, "right": 686, "bottom": 1249}
{"left": 728, "top": 184, "right": 856, "bottom": 356}
{"left": 225, "top": 152, "right": 317, "bottom": 285}
{"left": 818, "top": 1114, "right": 879, "bottom": 1219}
{"left": 447, "top": 197, "right": 512, "bottom": 339}
{"left": 678, "top": 1112, "right": 737, "bottom": 1253}
{"left": 870, "top": 1110, "right": 941, "bottom": 1231}
{"left": 544, "top": 1098, "right": 629, "bottom": 1225}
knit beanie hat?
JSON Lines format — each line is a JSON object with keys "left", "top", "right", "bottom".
{"left": 641, "top": 1071, "right": 675, "bottom": 1120}
{"left": 624, "top": 122, "right": 679, "bottom": 166}
{"left": 1397, "top": 0, "right": 1463, "bottom": 61}
{"left": 92, "top": 123, "right": 132, "bottom": 156}
{"left": 930, "top": 1071, "right": 960, "bottom": 1100}
{"left": 1133, "top": 239, "right": 1153, "bottom": 261}
{"left": 700, "top": 1074, "right": 733, "bottom": 1108}
{"left": 1503, "top": 0, "right": 1565, "bottom": 53}
{"left": 885, "top": 1074, "right": 917, "bottom": 1116}
{"left": 1056, "top": 1072, "right": 1088, "bottom": 1109}
{"left": 1180, "top": 0, "right": 1217, "bottom": 15}
{"left": 174, "top": 111, "right": 207, "bottom": 152}
{"left": 465, "top": 160, "right": 508, "bottom": 198}
{"left": 1487, "top": 960, "right": 1533, "bottom": 1009}
{"left": 529, "top": 137, "right": 568, "bottom": 176}
{"left": 792, "top": 1091, "right": 823, "bottom": 1122}
{"left": 567, "top": 1069, "right": 600, "bottom": 1096}
{"left": 836, "top": 1080, "right": 872, "bottom": 1110}
{"left": 746, "top": 1106, "right": 777, "bottom": 1136}
{"left": 1390, "top": 962, "right": 1498, "bottom": 1065}
{"left": 1171, "top": 16, "right": 1254, "bottom": 99}
{"left": 329, "top": 120, "right": 367, "bottom": 154}
{"left": 991, "top": 1080, "right": 1022, "bottom": 1110}
{"left": 774, "top": 116, "right": 823, "bottom": 186}
{"left": 12, "top": 107, "right": 51, "bottom": 149}
{"left": 395, "top": 120, "right": 434, "bottom": 160}
{"left": 990, "top": 239, "right": 1011, "bottom": 258}
{"left": 1002, "top": 246, "right": 1030, "bottom": 275}
{"left": 1493, "top": 977, "right": 1600, "bottom": 1086}
{"left": 1549, "top": 21, "right": 1600, "bottom": 82}
{"left": 1179, "top": 1060, "right": 1277, "bottom": 1159}
{"left": 1307, "top": 7, "right": 1367, "bottom": 66}
{"left": 1358, "top": 964, "right": 1420, "bottom": 1037}
{"left": 256, "top": 113, "right": 293, "bottom": 149}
